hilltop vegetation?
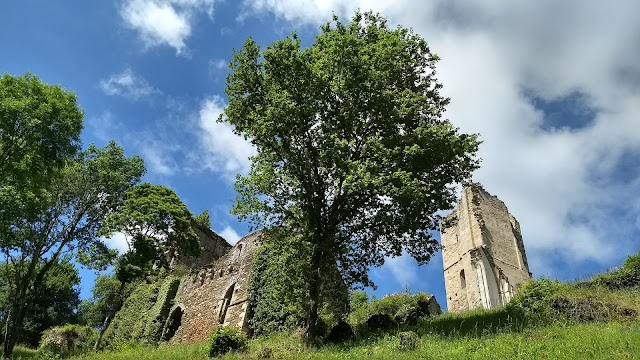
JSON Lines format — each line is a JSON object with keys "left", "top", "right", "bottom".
{"left": 8, "top": 250, "right": 635, "bottom": 359}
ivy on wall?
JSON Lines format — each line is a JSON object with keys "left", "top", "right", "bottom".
{"left": 246, "top": 232, "right": 349, "bottom": 336}
{"left": 102, "top": 275, "right": 181, "bottom": 348}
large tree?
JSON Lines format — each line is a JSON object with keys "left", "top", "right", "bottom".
{"left": 0, "top": 142, "right": 145, "bottom": 357}
{"left": 0, "top": 73, "right": 84, "bottom": 267}
{"left": 223, "top": 12, "right": 480, "bottom": 339}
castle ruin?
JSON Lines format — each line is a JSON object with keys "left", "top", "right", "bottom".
{"left": 107, "top": 183, "right": 530, "bottom": 345}
{"left": 440, "top": 184, "right": 531, "bottom": 313}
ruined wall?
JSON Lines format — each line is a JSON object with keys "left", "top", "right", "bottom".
{"left": 177, "top": 225, "right": 232, "bottom": 268}
{"left": 165, "top": 231, "right": 260, "bottom": 344}
{"left": 441, "top": 184, "right": 531, "bottom": 313}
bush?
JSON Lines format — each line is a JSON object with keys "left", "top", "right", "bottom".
{"left": 39, "top": 324, "right": 97, "bottom": 357}
{"left": 396, "top": 331, "right": 418, "bottom": 351}
{"left": 367, "top": 292, "right": 439, "bottom": 326}
{"left": 585, "top": 252, "right": 640, "bottom": 290}
{"left": 506, "top": 278, "right": 563, "bottom": 324}
{"left": 206, "top": 327, "right": 248, "bottom": 358}
{"left": 365, "top": 313, "right": 397, "bottom": 330}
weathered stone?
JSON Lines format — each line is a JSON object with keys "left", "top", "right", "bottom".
{"left": 441, "top": 183, "right": 531, "bottom": 313}
{"left": 166, "top": 231, "right": 260, "bottom": 344}
{"left": 396, "top": 331, "right": 418, "bottom": 351}
{"left": 426, "top": 295, "right": 442, "bottom": 315}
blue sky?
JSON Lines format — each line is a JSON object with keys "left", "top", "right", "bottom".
{"left": 1, "top": 1, "right": 639, "bottom": 309}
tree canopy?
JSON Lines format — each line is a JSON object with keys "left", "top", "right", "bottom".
{"left": 222, "top": 12, "right": 480, "bottom": 339}
{"left": 100, "top": 183, "right": 201, "bottom": 283}
{"left": 0, "top": 140, "right": 145, "bottom": 357}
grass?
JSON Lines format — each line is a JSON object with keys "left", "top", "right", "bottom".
{"left": 61, "top": 321, "right": 640, "bottom": 360}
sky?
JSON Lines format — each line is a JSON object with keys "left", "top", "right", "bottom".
{"left": 1, "top": 1, "right": 639, "bottom": 309}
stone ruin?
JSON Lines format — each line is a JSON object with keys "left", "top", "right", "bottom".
{"left": 110, "top": 183, "right": 530, "bottom": 344}
{"left": 161, "top": 228, "right": 260, "bottom": 344}
{"left": 440, "top": 183, "right": 532, "bottom": 313}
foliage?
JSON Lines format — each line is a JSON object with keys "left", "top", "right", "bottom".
{"left": 347, "top": 292, "right": 437, "bottom": 329}
{"left": 0, "top": 73, "right": 83, "bottom": 230}
{"left": 582, "top": 251, "right": 640, "bottom": 290}
{"left": 192, "top": 210, "right": 212, "bottom": 229}
{"left": 0, "top": 259, "right": 81, "bottom": 348}
{"left": 100, "top": 276, "right": 182, "bottom": 349}
{"left": 246, "top": 231, "right": 348, "bottom": 336}
{"left": 206, "top": 327, "right": 247, "bottom": 358}
{"left": 100, "top": 183, "right": 201, "bottom": 284}
{"left": 143, "top": 277, "right": 181, "bottom": 344}
{"left": 77, "top": 275, "right": 132, "bottom": 330}
{"left": 246, "top": 233, "right": 310, "bottom": 336}
{"left": 100, "top": 281, "right": 160, "bottom": 349}
{"left": 39, "top": 324, "right": 97, "bottom": 357}
{"left": 0, "top": 140, "right": 144, "bottom": 358}
{"left": 505, "top": 278, "right": 564, "bottom": 324}
{"left": 223, "top": 11, "right": 480, "bottom": 338}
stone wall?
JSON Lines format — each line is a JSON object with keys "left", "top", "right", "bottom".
{"left": 165, "top": 231, "right": 260, "bottom": 344}
{"left": 441, "top": 184, "right": 531, "bottom": 313}
{"left": 177, "top": 225, "right": 232, "bottom": 268}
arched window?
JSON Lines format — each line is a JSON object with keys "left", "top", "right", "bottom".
{"left": 218, "top": 283, "right": 235, "bottom": 324}
{"left": 237, "top": 244, "right": 243, "bottom": 258}
{"left": 162, "top": 306, "right": 183, "bottom": 341}
{"left": 460, "top": 269, "right": 466, "bottom": 289}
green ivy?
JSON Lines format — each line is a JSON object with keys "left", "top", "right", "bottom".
{"left": 143, "top": 276, "right": 181, "bottom": 344}
{"left": 246, "top": 232, "right": 349, "bottom": 336}
{"left": 102, "top": 275, "right": 181, "bottom": 348}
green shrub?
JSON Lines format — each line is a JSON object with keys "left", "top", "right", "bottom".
{"left": 367, "top": 292, "right": 437, "bottom": 326}
{"left": 506, "top": 278, "right": 563, "bottom": 324}
{"left": 39, "top": 324, "right": 97, "bottom": 357}
{"left": 206, "top": 327, "right": 248, "bottom": 358}
{"left": 585, "top": 252, "right": 640, "bottom": 290}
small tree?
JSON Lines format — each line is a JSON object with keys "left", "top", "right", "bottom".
{"left": 0, "top": 259, "right": 81, "bottom": 348}
{"left": 93, "top": 183, "right": 201, "bottom": 348}
{"left": 222, "top": 12, "right": 480, "bottom": 340}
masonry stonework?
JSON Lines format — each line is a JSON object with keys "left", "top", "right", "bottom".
{"left": 162, "top": 231, "right": 260, "bottom": 344}
{"left": 441, "top": 184, "right": 531, "bottom": 313}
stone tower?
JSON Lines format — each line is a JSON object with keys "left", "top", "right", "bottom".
{"left": 440, "top": 184, "right": 531, "bottom": 313}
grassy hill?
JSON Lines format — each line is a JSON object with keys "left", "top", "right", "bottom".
{"left": 11, "top": 252, "right": 640, "bottom": 359}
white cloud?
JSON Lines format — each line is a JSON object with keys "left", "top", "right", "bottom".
{"left": 209, "top": 59, "right": 227, "bottom": 71}
{"left": 88, "top": 111, "right": 121, "bottom": 143}
{"left": 139, "top": 138, "right": 180, "bottom": 176}
{"left": 217, "top": 226, "right": 242, "bottom": 245}
{"left": 196, "top": 96, "right": 256, "bottom": 180}
{"left": 121, "top": 0, "right": 217, "bottom": 54}
{"left": 384, "top": 253, "right": 418, "bottom": 289}
{"left": 99, "top": 68, "right": 160, "bottom": 100}
{"left": 102, "top": 232, "right": 130, "bottom": 254}
{"left": 240, "top": 1, "right": 640, "bottom": 276}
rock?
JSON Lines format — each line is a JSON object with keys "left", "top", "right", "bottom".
{"left": 396, "top": 331, "right": 418, "bottom": 351}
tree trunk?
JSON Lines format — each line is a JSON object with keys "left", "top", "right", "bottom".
{"left": 93, "top": 313, "right": 114, "bottom": 350}
{"left": 94, "top": 282, "right": 126, "bottom": 350}
{"left": 305, "top": 244, "right": 323, "bottom": 345}
{"left": 2, "top": 303, "right": 24, "bottom": 359}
